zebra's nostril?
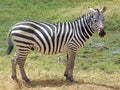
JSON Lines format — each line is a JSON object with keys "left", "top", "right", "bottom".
{"left": 99, "top": 30, "right": 106, "bottom": 37}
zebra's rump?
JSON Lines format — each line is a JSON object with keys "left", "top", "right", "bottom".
{"left": 11, "top": 21, "right": 73, "bottom": 54}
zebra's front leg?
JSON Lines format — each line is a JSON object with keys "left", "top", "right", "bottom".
{"left": 64, "top": 54, "right": 69, "bottom": 80}
{"left": 64, "top": 59, "right": 75, "bottom": 82}
{"left": 64, "top": 50, "right": 76, "bottom": 83}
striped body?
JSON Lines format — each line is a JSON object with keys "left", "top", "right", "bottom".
{"left": 11, "top": 17, "right": 93, "bottom": 55}
{"left": 6, "top": 7, "right": 106, "bottom": 83}
{"left": 11, "top": 21, "right": 73, "bottom": 54}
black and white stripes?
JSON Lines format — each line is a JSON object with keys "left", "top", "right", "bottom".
{"left": 6, "top": 7, "right": 106, "bottom": 83}
{"left": 11, "top": 21, "right": 75, "bottom": 54}
{"left": 11, "top": 15, "right": 94, "bottom": 55}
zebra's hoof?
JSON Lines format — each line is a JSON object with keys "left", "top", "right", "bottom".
{"left": 22, "top": 77, "right": 30, "bottom": 83}
{"left": 64, "top": 76, "right": 76, "bottom": 83}
{"left": 11, "top": 76, "right": 18, "bottom": 81}
{"left": 64, "top": 74, "right": 69, "bottom": 80}
{"left": 25, "top": 79, "right": 31, "bottom": 83}
{"left": 70, "top": 80, "right": 77, "bottom": 84}
{"left": 67, "top": 77, "right": 77, "bottom": 84}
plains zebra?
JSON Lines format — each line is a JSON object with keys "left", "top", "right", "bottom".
{"left": 6, "top": 7, "right": 106, "bottom": 83}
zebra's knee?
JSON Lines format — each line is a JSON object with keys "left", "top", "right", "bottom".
{"left": 11, "top": 58, "right": 16, "bottom": 62}
{"left": 11, "top": 57, "right": 17, "bottom": 64}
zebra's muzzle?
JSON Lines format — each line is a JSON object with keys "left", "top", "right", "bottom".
{"left": 98, "top": 29, "right": 106, "bottom": 37}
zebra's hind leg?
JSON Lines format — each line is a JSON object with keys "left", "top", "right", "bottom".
{"left": 16, "top": 48, "right": 30, "bottom": 83}
{"left": 11, "top": 54, "right": 18, "bottom": 81}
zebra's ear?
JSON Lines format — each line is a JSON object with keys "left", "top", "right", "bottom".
{"left": 88, "top": 6, "right": 96, "bottom": 12}
{"left": 100, "top": 6, "right": 107, "bottom": 13}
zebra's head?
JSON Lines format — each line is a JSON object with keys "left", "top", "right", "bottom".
{"left": 87, "top": 6, "right": 107, "bottom": 37}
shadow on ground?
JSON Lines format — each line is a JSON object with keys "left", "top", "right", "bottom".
{"left": 14, "top": 78, "right": 120, "bottom": 90}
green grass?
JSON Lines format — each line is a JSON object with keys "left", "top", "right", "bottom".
{"left": 0, "top": 0, "right": 120, "bottom": 90}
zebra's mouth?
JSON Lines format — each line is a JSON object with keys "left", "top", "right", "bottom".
{"left": 98, "top": 29, "right": 106, "bottom": 37}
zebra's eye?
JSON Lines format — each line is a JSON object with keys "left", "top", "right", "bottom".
{"left": 95, "top": 26, "right": 98, "bottom": 29}
{"left": 94, "top": 19, "right": 97, "bottom": 22}
{"left": 103, "top": 18, "right": 105, "bottom": 21}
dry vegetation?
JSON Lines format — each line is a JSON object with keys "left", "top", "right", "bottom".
{"left": 0, "top": 68, "right": 120, "bottom": 90}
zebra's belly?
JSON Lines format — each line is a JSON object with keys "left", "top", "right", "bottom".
{"left": 33, "top": 44, "right": 67, "bottom": 55}
{"left": 32, "top": 32, "right": 69, "bottom": 54}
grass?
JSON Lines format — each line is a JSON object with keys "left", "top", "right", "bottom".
{"left": 0, "top": 0, "right": 120, "bottom": 90}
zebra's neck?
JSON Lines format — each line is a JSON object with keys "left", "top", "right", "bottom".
{"left": 72, "top": 15, "right": 94, "bottom": 40}
{"left": 69, "top": 14, "right": 94, "bottom": 48}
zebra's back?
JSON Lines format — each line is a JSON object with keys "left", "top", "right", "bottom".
{"left": 11, "top": 21, "right": 73, "bottom": 54}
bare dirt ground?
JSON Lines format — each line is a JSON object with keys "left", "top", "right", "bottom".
{"left": 1, "top": 77, "right": 120, "bottom": 90}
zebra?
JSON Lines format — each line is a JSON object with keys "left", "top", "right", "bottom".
{"left": 6, "top": 7, "right": 107, "bottom": 83}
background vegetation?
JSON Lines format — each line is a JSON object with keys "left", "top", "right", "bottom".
{"left": 0, "top": 0, "right": 120, "bottom": 90}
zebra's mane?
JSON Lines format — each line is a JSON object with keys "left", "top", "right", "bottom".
{"left": 75, "top": 12, "right": 91, "bottom": 21}
{"left": 76, "top": 14, "right": 86, "bottom": 20}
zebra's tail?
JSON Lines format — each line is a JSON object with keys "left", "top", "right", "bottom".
{"left": 6, "top": 29, "right": 14, "bottom": 55}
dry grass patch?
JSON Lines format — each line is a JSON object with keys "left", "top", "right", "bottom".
{"left": 0, "top": 68, "right": 120, "bottom": 90}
